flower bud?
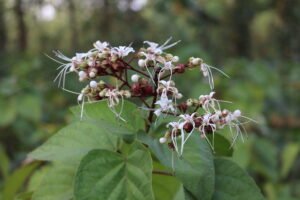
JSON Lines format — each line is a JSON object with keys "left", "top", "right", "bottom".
{"left": 79, "top": 71, "right": 87, "bottom": 78}
{"left": 172, "top": 56, "right": 179, "bottom": 62}
{"left": 138, "top": 59, "right": 146, "bottom": 67}
{"left": 192, "top": 58, "right": 202, "bottom": 65}
{"left": 159, "top": 137, "right": 167, "bottom": 144}
{"left": 233, "top": 110, "right": 241, "bottom": 118}
{"left": 176, "top": 93, "right": 183, "bottom": 99}
{"left": 131, "top": 74, "right": 140, "bottom": 82}
{"left": 89, "top": 80, "right": 98, "bottom": 88}
{"left": 186, "top": 98, "right": 194, "bottom": 107}
{"left": 183, "top": 122, "right": 193, "bottom": 133}
{"left": 123, "top": 90, "right": 131, "bottom": 98}
{"left": 131, "top": 83, "right": 142, "bottom": 96}
{"left": 194, "top": 117, "right": 202, "bottom": 128}
{"left": 70, "top": 64, "right": 76, "bottom": 72}
{"left": 175, "top": 64, "right": 185, "bottom": 73}
{"left": 77, "top": 94, "right": 83, "bottom": 101}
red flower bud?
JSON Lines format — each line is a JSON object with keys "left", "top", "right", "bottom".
{"left": 131, "top": 83, "right": 142, "bottom": 96}
{"left": 175, "top": 64, "right": 186, "bottom": 73}
{"left": 183, "top": 122, "right": 193, "bottom": 133}
{"left": 177, "top": 102, "right": 188, "bottom": 112}
{"left": 194, "top": 117, "right": 202, "bottom": 128}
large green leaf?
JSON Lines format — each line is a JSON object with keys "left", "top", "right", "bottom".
{"left": 71, "top": 100, "right": 144, "bottom": 141}
{"left": 29, "top": 121, "right": 118, "bottom": 163}
{"left": 207, "top": 134, "right": 233, "bottom": 157}
{"left": 74, "top": 142, "right": 154, "bottom": 200}
{"left": 139, "top": 133, "right": 215, "bottom": 200}
{"left": 32, "top": 164, "right": 76, "bottom": 200}
{"left": 212, "top": 158, "right": 265, "bottom": 200}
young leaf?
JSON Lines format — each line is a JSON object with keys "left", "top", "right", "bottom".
{"left": 74, "top": 142, "right": 154, "bottom": 200}
{"left": 32, "top": 164, "right": 76, "bottom": 200}
{"left": 29, "top": 121, "right": 118, "bottom": 164}
{"left": 212, "top": 158, "right": 265, "bottom": 200}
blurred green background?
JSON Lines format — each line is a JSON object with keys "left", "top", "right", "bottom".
{"left": 0, "top": 0, "right": 299, "bottom": 199}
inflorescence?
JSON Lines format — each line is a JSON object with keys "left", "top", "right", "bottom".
{"left": 49, "top": 37, "right": 252, "bottom": 156}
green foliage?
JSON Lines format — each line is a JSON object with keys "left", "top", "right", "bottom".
{"left": 212, "top": 158, "right": 265, "bottom": 200}
{"left": 23, "top": 101, "right": 267, "bottom": 200}
{"left": 1, "top": 1, "right": 300, "bottom": 199}
{"left": 29, "top": 121, "right": 119, "bottom": 164}
{"left": 32, "top": 164, "right": 76, "bottom": 200}
{"left": 2, "top": 162, "right": 39, "bottom": 200}
{"left": 71, "top": 100, "right": 144, "bottom": 142}
{"left": 74, "top": 142, "right": 154, "bottom": 200}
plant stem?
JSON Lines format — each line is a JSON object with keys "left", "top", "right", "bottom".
{"left": 146, "top": 68, "right": 160, "bottom": 132}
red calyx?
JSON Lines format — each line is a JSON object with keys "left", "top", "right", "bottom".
{"left": 183, "top": 122, "right": 193, "bottom": 133}
{"left": 175, "top": 64, "right": 186, "bottom": 73}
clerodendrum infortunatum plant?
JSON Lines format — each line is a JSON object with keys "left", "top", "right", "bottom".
{"left": 29, "top": 38, "right": 265, "bottom": 200}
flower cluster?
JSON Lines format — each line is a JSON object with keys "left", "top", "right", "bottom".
{"left": 50, "top": 37, "right": 250, "bottom": 156}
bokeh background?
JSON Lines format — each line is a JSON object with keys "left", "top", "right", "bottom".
{"left": 0, "top": 0, "right": 299, "bottom": 199}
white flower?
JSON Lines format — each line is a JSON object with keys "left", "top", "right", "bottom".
{"left": 105, "top": 89, "right": 120, "bottom": 108}
{"left": 144, "top": 37, "right": 180, "bottom": 55}
{"left": 199, "top": 113, "right": 217, "bottom": 149}
{"left": 131, "top": 74, "right": 140, "bottom": 82}
{"left": 157, "top": 80, "right": 181, "bottom": 99}
{"left": 94, "top": 40, "right": 109, "bottom": 52}
{"left": 199, "top": 91, "right": 220, "bottom": 112}
{"left": 154, "top": 93, "right": 175, "bottom": 116}
{"left": 72, "top": 53, "right": 87, "bottom": 62}
{"left": 200, "top": 63, "right": 229, "bottom": 90}
{"left": 111, "top": 46, "right": 135, "bottom": 58}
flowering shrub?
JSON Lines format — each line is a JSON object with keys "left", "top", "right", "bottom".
{"left": 29, "top": 38, "right": 265, "bottom": 200}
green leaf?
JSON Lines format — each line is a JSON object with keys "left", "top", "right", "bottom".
{"left": 0, "top": 98, "right": 17, "bottom": 126}
{"left": 207, "top": 134, "right": 233, "bottom": 157}
{"left": 29, "top": 121, "right": 118, "bottom": 163}
{"left": 71, "top": 100, "right": 144, "bottom": 141}
{"left": 32, "top": 164, "right": 76, "bottom": 200}
{"left": 74, "top": 142, "right": 154, "bottom": 200}
{"left": 152, "top": 162, "right": 181, "bottom": 200}
{"left": 2, "top": 162, "right": 39, "bottom": 200}
{"left": 280, "top": 143, "right": 299, "bottom": 178}
{"left": 212, "top": 158, "right": 265, "bottom": 200}
{"left": 27, "top": 166, "right": 51, "bottom": 191}
{"left": 14, "top": 191, "right": 33, "bottom": 200}
{"left": 140, "top": 133, "right": 215, "bottom": 200}
{"left": 174, "top": 134, "right": 215, "bottom": 200}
